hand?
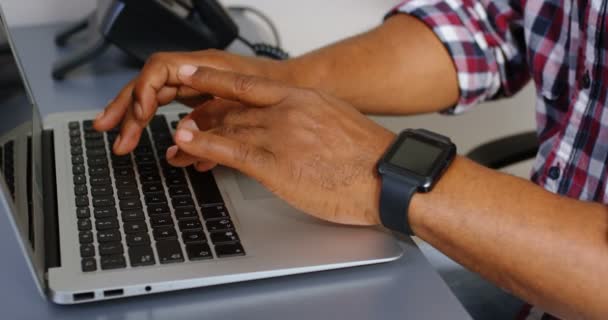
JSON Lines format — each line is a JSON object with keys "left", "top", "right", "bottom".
{"left": 168, "top": 65, "right": 396, "bottom": 225}
{"left": 93, "top": 50, "right": 290, "bottom": 155}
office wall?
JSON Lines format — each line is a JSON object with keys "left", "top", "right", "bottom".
{"left": 1, "top": 0, "right": 536, "bottom": 176}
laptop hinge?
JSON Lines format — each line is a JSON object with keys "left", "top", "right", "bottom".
{"left": 42, "top": 129, "right": 61, "bottom": 269}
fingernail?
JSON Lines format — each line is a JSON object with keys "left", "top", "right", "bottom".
{"left": 113, "top": 135, "right": 122, "bottom": 150}
{"left": 175, "top": 129, "right": 193, "bottom": 142}
{"left": 183, "top": 119, "right": 199, "bottom": 130}
{"left": 95, "top": 109, "right": 105, "bottom": 121}
{"left": 178, "top": 65, "right": 197, "bottom": 77}
{"left": 166, "top": 145, "right": 178, "bottom": 159}
{"left": 134, "top": 102, "right": 144, "bottom": 120}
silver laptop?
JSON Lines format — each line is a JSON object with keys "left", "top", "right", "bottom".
{"left": 0, "top": 11, "right": 402, "bottom": 304}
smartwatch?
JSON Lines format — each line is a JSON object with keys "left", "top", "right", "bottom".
{"left": 377, "top": 129, "right": 456, "bottom": 235}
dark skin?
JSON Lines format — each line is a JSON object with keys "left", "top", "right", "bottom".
{"left": 94, "top": 15, "right": 608, "bottom": 319}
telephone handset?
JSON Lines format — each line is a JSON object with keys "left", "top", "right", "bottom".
{"left": 52, "top": 0, "right": 288, "bottom": 79}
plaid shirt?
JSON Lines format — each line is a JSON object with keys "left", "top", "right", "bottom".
{"left": 391, "top": 0, "right": 608, "bottom": 318}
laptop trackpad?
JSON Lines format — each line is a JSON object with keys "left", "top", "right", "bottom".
{"left": 235, "top": 175, "right": 274, "bottom": 200}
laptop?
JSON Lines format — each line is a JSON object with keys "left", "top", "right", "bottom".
{"left": 0, "top": 10, "right": 402, "bottom": 304}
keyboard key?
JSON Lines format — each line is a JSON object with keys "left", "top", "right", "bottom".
{"left": 70, "top": 137, "right": 82, "bottom": 146}
{"left": 124, "top": 221, "right": 147, "bottom": 234}
{"left": 97, "top": 229, "right": 121, "bottom": 243}
{"left": 76, "top": 207, "right": 90, "bottom": 218}
{"left": 72, "top": 164, "right": 85, "bottom": 175}
{"left": 79, "top": 231, "right": 93, "bottom": 244}
{"left": 206, "top": 219, "right": 234, "bottom": 232}
{"left": 91, "top": 185, "right": 113, "bottom": 196}
{"left": 85, "top": 139, "right": 105, "bottom": 149}
{"left": 166, "top": 175, "right": 187, "bottom": 186}
{"left": 84, "top": 131, "right": 103, "bottom": 139}
{"left": 142, "top": 183, "right": 163, "bottom": 193}
{"left": 77, "top": 218, "right": 92, "bottom": 231}
{"left": 112, "top": 155, "right": 132, "bottom": 167}
{"left": 92, "top": 196, "right": 115, "bottom": 207}
{"left": 145, "top": 192, "right": 167, "bottom": 204}
{"left": 114, "top": 167, "right": 134, "bottom": 178}
{"left": 119, "top": 199, "right": 142, "bottom": 210}
{"left": 81, "top": 258, "right": 97, "bottom": 272}
{"left": 68, "top": 121, "right": 80, "bottom": 130}
{"left": 87, "top": 157, "right": 107, "bottom": 167}
{"left": 89, "top": 167, "right": 109, "bottom": 176}
{"left": 117, "top": 188, "right": 139, "bottom": 199}
{"left": 94, "top": 207, "right": 117, "bottom": 219}
{"left": 86, "top": 148, "right": 106, "bottom": 157}
{"left": 137, "top": 163, "right": 157, "bottom": 173}
{"left": 182, "top": 230, "right": 206, "bottom": 243}
{"left": 70, "top": 146, "right": 82, "bottom": 155}
{"left": 150, "top": 215, "right": 173, "bottom": 227}
{"left": 69, "top": 129, "right": 81, "bottom": 138}
{"left": 134, "top": 146, "right": 153, "bottom": 155}
{"left": 122, "top": 209, "right": 145, "bottom": 221}
{"left": 99, "top": 242, "right": 124, "bottom": 256}
{"left": 139, "top": 172, "right": 160, "bottom": 183}
{"left": 178, "top": 219, "right": 202, "bottom": 230}
{"left": 75, "top": 195, "right": 89, "bottom": 207}
{"left": 156, "top": 240, "right": 184, "bottom": 264}
{"left": 95, "top": 218, "right": 119, "bottom": 230}
{"left": 169, "top": 185, "right": 190, "bottom": 197}
{"left": 135, "top": 154, "right": 155, "bottom": 163}
{"left": 71, "top": 155, "right": 84, "bottom": 165}
{"left": 101, "top": 255, "right": 126, "bottom": 270}
{"left": 83, "top": 120, "right": 94, "bottom": 131}
{"left": 187, "top": 168, "right": 224, "bottom": 205}
{"left": 186, "top": 243, "right": 213, "bottom": 261}
{"left": 90, "top": 176, "right": 111, "bottom": 185}
{"left": 146, "top": 203, "right": 170, "bottom": 216}
{"left": 175, "top": 207, "right": 198, "bottom": 220}
{"left": 73, "top": 175, "right": 86, "bottom": 185}
{"left": 201, "top": 205, "right": 230, "bottom": 220}
{"left": 172, "top": 196, "right": 194, "bottom": 208}
{"left": 115, "top": 178, "right": 136, "bottom": 188}
{"left": 74, "top": 185, "right": 87, "bottom": 196}
{"left": 210, "top": 230, "right": 239, "bottom": 244}
{"left": 126, "top": 232, "right": 151, "bottom": 246}
{"left": 215, "top": 243, "right": 245, "bottom": 258}
{"left": 153, "top": 226, "right": 177, "bottom": 240}
{"left": 129, "top": 246, "right": 155, "bottom": 267}
{"left": 80, "top": 244, "right": 95, "bottom": 257}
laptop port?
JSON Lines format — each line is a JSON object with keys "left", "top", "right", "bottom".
{"left": 103, "top": 289, "right": 124, "bottom": 297}
{"left": 73, "top": 292, "right": 95, "bottom": 301}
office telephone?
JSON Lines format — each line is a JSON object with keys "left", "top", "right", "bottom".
{"left": 53, "top": 0, "right": 288, "bottom": 79}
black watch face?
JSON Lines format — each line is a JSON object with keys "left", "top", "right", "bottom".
{"left": 379, "top": 130, "right": 456, "bottom": 191}
{"left": 388, "top": 137, "right": 443, "bottom": 176}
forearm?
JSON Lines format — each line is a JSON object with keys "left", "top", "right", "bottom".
{"left": 409, "top": 156, "right": 608, "bottom": 319}
{"left": 281, "top": 15, "right": 458, "bottom": 115}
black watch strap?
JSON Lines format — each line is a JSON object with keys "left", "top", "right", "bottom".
{"left": 379, "top": 174, "right": 417, "bottom": 235}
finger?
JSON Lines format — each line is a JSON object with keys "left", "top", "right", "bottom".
{"left": 183, "top": 99, "right": 245, "bottom": 130}
{"left": 177, "top": 65, "right": 291, "bottom": 107}
{"left": 173, "top": 127, "right": 273, "bottom": 177}
{"left": 94, "top": 81, "right": 135, "bottom": 131}
{"left": 166, "top": 145, "right": 201, "bottom": 167}
{"left": 113, "top": 108, "right": 144, "bottom": 155}
{"left": 194, "top": 161, "right": 217, "bottom": 172}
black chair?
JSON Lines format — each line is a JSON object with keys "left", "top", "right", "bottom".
{"left": 466, "top": 131, "right": 539, "bottom": 169}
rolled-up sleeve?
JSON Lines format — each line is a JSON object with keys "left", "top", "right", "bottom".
{"left": 388, "top": 0, "right": 529, "bottom": 114}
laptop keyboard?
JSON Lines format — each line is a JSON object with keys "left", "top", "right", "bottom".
{"left": 69, "top": 114, "right": 245, "bottom": 272}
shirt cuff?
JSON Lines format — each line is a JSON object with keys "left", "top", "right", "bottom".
{"left": 387, "top": 0, "right": 502, "bottom": 114}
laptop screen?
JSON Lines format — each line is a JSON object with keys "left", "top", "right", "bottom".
{"left": 0, "top": 14, "right": 46, "bottom": 284}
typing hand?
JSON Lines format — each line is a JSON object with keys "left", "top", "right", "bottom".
{"left": 168, "top": 65, "right": 395, "bottom": 226}
{"left": 93, "top": 50, "right": 289, "bottom": 155}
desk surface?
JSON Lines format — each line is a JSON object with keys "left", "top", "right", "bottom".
{"left": 0, "top": 23, "right": 471, "bottom": 320}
